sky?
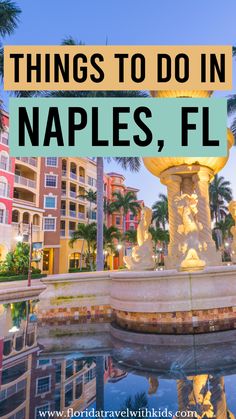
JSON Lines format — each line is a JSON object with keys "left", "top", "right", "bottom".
{"left": 2, "top": 0, "right": 236, "bottom": 206}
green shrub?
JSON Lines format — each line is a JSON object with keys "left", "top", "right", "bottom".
{"left": 68, "top": 267, "right": 91, "bottom": 273}
{"left": 0, "top": 273, "right": 46, "bottom": 282}
{"left": 0, "top": 242, "right": 30, "bottom": 275}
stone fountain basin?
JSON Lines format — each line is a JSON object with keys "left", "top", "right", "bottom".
{"left": 111, "top": 265, "right": 236, "bottom": 333}
{"left": 38, "top": 265, "right": 236, "bottom": 334}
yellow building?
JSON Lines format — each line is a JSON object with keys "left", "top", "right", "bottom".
{"left": 59, "top": 158, "right": 97, "bottom": 273}
{"left": 12, "top": 157, "right": 44, "bottom": 271}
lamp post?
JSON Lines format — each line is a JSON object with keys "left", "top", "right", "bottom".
{"left": 116, "top": 244, "right": 122, "bottom": 268}
{"left": 16, "top": 222, "right": 33, "bottom": 287}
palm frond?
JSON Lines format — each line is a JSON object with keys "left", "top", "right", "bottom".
{"left": 0, "top": 0, "right": 21, "bottom": 38}
{"left": 113, "top": 157, "right": 141, "bottom": 172}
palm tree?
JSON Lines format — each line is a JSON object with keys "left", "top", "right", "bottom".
{"left": 0, "top": 0, "right": 21, "bottom": 38}
{"left": 214, "top": 215, "right": 234, "bottom": 242}
{"left": 123, "top": 229, "right": 137, "bottom": 246}
{"left": 112, "top": 190, "right": 141, "bottom": 232}
{"left": 152, "top": 193, "right": 168, "bottom": 230}
{"left": 48, "top": 37, "right": 146, "bottom": 270}
{"left": 119, "top": 392, "right": 148, "bottom": 418}
{"left": 77, "top": 188, "right": 97, "bottom": 222}
{"left": 209, "top": 175, "right": 232, "bottom": 223}
{"left": 75, "top": 188, "right": 97, "bottom": 270}
{"left": 50, "top": 37, "right": 144, "bottom": 270}
{"left": 103, "top": 225, "right": 121, "bottom": 253}
{"left": 69, "top": 223, "right": 97, "bottom": 270}
{"left": 149, "top": 226, "right": 169, "bottom": 266}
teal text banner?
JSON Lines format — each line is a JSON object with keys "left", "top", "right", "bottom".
{"left": 9, "top": 98, "right": 227, "bottom": 157}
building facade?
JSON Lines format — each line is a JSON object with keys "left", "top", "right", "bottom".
{"left": 0, "top": 113, "right": 143, "bottom": 274}
{"left": 0, "top": 112, "right": 14, "bottom": 261}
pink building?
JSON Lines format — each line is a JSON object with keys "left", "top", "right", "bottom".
{"left": 0, "top": 112, "right": 15, "bottom": 259}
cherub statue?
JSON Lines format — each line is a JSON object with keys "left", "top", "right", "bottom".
{"left": 175, "top": 194, "right": 205, "bottom": 271}
{"left": 124, "top": 206, "right": 155, "bottom": 271}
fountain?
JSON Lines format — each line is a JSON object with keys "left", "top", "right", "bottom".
{"left": 38, "top": 89, "right": 236, "bottom": 335}
{"left": 111, "top": 90, "right": 236, "bottom": 334}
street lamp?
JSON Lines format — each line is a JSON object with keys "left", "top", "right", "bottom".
{"left": 8, "top": 326, "right": 20, "bottom": 333}
{"left": 15, "top": 222, "right": 33, "bottom": 287}
{"left": 116, "top": 244, "right": 123, "bottom": 269}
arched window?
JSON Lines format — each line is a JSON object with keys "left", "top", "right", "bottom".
{"left": 0, "top": 176, "right": 8, "bottom": 197}
{"left": 0, "top": 151, "right": 9, "bottom": 171}
{"left": 12, "top": 210, "right": 20, "bottom": 223}
{"left": 22, "top": 212, "right": 30, "bottom": 224}
{"left": 62, "top": 159, "right": 67, "bottom": 175}
{"left": 33, "top": 214, "right": 40, "bottom": 226}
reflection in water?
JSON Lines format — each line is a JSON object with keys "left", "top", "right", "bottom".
{"left": 0, "top": 301, "right": 235, "bottom": 418}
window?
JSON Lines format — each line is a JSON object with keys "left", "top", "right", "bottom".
{"left": 9, "top": 408, "right": 26, "bottom": 419}
{"left": 75, "top": 376, "right": 83, "bottom": 399}
{"left": 65, "top": 360, "right": 74, "bottom": 379}
{"left": 88, "top": 176, "right": 96, "bottom": 187}
{"left": 0, "top": 180, "right": 7, "bottom": 197}
{"left": 0, "top": 153, "right": 8, "bottom": 171}
{"left": 84, "top": 367, "right": 96, "bottom": 383}
{"left": 44, "top": 196, "right": 56, "bottom": 209}
{"left": 2, "top": 361, "right": 27, "bottom": 385}
{"left": 115, "top": 216, "right": 121, "bottom": 225}
{"left": 37, "top": 359, "right": 52, "bottom": 368}
{"left": 54, "top": 388, "right": 61, "bottom": 411}
{"left": 64, "top": 382, "right": 73, "bottom": 407}
{"left": 0, "top": 209, "right": 5, "bottom": 224}
{"left": 43, "top": 217, "right": 56, "bottom": 231}
{"left": 130, "top": 214, "right": 135, "bottom": 220}
{"left": 46, "top": 157, "right": 58, "bottom": 167}
{"left": 36, "top": 376, "right": 50, "bottom": 394}
{"left": 55, "top": 363, "right": 61, "bottom": 384}
{"left": 45, "top": 174, "right": 57, "bottom": 188}
{"left": 0, "top": 133, "right": 8, "bottom": 146}
{"left": 35, "top": 404, "right": 50, "bottom": 419}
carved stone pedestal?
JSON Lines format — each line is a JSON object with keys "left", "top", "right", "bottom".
{"left": 161, "top": 165, "right": 221, "bottom": 270}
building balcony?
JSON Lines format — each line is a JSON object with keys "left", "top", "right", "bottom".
{"left": 70, "top": 172, "right": 77, "bottom": 180}
{"left": 61, "top": 209, "right": 66, "bottom": 216}
{"left": 69, "top": 229, "right": 76, "bottom": 236}
{"left": 12, "top": 222, "right": 43, "bottom": 243}
{"left": 62, "top": 169, "right": 67, "bottom": 177}
{"left": 69, "top": 210, "right": 77, "bottom": 218}
{"left": 16, "top": 157, "right": 37, "bottom": 167}
{"left": 15, "top": 175, "right": 36, "bottom": 189}
{"left": 60, "top": 229, "right": 66, "bottom": 237}
{"left": 62, "top": 189, "right": 66, "bottom": 196}
{"left": 78, "top": 212, "right": 85, "bottom": 220}
{"left": 13, "top": 197, "right": 36, "bottom": 207}
{"left": 70, "top": 191, "right": 77, "bottom": 198}
{"left": 79, "top": 176, "right": 85, "bottom": 183}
